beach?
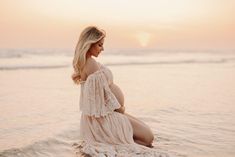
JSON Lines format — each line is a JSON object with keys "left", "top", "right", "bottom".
{"left": 0, "top": 49, "right": 235, "bottom": 157}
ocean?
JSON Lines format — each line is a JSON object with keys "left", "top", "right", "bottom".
{"left": 0, "top": 48, "right": 235, "bottom": 157}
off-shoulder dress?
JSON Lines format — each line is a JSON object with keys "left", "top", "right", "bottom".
{"left": 74, "top": 62, "right": 168, "bottom": 157}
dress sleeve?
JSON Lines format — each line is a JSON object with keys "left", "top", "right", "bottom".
{"left": 79, "top": 70, "right": 121, "bottom": 117}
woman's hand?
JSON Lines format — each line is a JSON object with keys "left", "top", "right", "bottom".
{"left": 115, "top": 106, "right": 125, "bottom": 114}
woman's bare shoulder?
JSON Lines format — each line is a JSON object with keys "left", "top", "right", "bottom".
{"left": 84, "top": 57, "right": 100, "bottom": 76}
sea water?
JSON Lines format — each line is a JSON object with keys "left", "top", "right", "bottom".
{"left": 0, "top": 48, "right": 235, "bottom": 157}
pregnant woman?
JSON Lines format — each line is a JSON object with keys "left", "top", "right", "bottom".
{"left": 72, "top": 26, "right": 159, "bottom": 157}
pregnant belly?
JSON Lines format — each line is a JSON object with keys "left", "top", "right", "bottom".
{"left": 109, "top": 83, "right": 124, "bottom": 106}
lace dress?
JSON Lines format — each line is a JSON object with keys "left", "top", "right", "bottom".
{"left": 73, "top": 63, "right": 170, "bottom": 157}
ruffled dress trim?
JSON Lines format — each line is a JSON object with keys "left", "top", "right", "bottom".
{"left": 73, "top": 141, "right": 170, "bottom": 157}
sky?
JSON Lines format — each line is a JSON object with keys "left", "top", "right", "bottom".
{"left": 0, "top": 0, "right": 235, "bottom": 50}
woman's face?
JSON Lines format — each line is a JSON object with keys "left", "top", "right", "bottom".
{"left": 88, "top": 38, "right": 104, "bottom": 57}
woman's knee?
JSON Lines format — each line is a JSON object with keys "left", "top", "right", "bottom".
{"left": 136, "top": 132, "right": 154, "bottom": 147}
{"left": 124, "top": 113, "right": 154, "bottom": 144}
{"left": 144, "top": 131, "right": 154, "bottom": 145}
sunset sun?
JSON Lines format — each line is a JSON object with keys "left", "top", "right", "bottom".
{"left": 135, "top": 32, "right": 151, "bottom": 47}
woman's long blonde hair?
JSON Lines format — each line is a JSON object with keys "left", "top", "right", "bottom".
{"left": 72, "top": 26, "right": 105, "bottom": 84}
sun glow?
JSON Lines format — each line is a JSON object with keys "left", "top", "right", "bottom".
{"left": 0, "top": 0, "right": 234, "bottom": 49}
{"left": 135, "top": 32, "right": 151, "bottom": 47}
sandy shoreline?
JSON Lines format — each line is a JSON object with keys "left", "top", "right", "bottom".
{"left": 0, "top": 62, "right": 235, "bottom": 156}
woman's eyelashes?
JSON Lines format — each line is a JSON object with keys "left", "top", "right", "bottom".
{"left": 98, "top": 43, "right": 103, "bottom": 47}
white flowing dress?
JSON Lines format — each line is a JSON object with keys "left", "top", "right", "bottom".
{"left": 73, "top": 63, "right": 169, "bottom": 157}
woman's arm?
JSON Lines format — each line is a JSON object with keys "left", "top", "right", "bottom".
{"left": 115, "top": 106, "right": 125, "bottom": 114}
